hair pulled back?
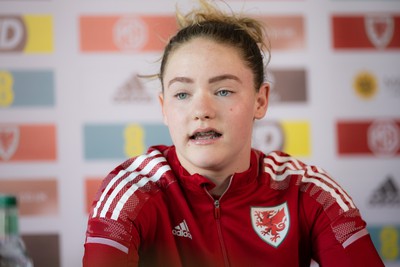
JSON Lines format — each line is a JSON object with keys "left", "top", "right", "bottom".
{"left": 160, "top": 0, "right": 271, "bottom": 91}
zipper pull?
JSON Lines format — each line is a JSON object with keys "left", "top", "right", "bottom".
{"left": 214, "top": 200, "right": 220, "bottom": 219}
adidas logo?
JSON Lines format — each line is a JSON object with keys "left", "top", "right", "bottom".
{"left": 113, "top": 73, "right": 151, "bottom": 103}
{"left": 172, "top": 220, "right": 192, "bottom": 239}
{"left": 370, "top": 176, "right": 400, "bottom": 205}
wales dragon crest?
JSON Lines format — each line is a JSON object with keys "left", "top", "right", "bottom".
{"left": 251, "top": 202, "right": 290, "bottom": 247}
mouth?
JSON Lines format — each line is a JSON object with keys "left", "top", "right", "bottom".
{"left": 190, "top": 130, "right": 222, "bottom": 140}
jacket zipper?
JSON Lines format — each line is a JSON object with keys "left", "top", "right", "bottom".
{"left": 213, "top": 199, "right": 230, "bottom": 266}
{"left": 204, "top": 178, "right": 233, "bottom": 267}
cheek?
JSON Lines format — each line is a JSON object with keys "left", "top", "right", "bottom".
{"left": 164, "top": 106, "right": 186, "bottom": 125}
{"left": 230, "top": 102, "right": 255, "bottom": 117}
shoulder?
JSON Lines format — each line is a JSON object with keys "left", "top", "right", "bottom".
{"left": 261, "top": 150, "right": 307, "bottom": 181}
{"left": 85, "top": 147, "right": 176, "bottom": 253}
{"left": 261, "top": 150, "right": 356, "bottom": 214}
{"left": 261, "top": 150, "right": 367, "bottom": 245}
{"left": 89, "top": 146, "right": 175, "bottom": 221}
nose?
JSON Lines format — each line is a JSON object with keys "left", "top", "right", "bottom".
{"left": 192, "top": 92, "right": 216, "bottom": 120}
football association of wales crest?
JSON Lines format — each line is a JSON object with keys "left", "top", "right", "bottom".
{"left": 0, "top": 125, "right": 19, "bottom": 161}
{"left": 365, "top": 14, "right": 394, "bottom": 49}
{"left": 251, "top": 202, "right": 290, "bottom": 247}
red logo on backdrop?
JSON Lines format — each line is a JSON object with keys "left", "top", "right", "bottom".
{"left": 337, "top": 119, "right": 400, "bottom": 156}
{"left": 80, "top": 15, "right": 177, "bottom": 52}
{"left": 251, "top": 203, "right": 290, "bottom": 247}
{"left": 113, "top": 17, "right": 148, "bottom": 51}
{"left": 332, "top": 14, "right": 400, "bottom": 49}
{"left": 0, "top": 125, "right": 19, "bottom": 160}
{"left": 365, "top": 14, "right": 395, "bottom": 49}
{"left": 368, "top": 120, "right": 400, "bottom": 156}
{"left": 0, "top": 124, "right": 56, "bottom": 162}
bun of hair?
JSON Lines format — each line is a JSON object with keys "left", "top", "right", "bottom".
{"left": 176, "top": 0, "right": 270, "bottom": 52}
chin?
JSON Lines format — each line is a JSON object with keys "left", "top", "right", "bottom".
{"left": 177, "top": 143, "right": 228, "bottom": 166}
{"left": 186, "top": 152, "right": 224, "bottom": 170}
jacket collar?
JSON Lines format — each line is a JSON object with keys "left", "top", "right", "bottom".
{"left": 157, "top": 145, "right": 261, "bottom": 194}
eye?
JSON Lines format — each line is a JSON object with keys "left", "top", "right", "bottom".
{"left": 175, "top": 92, "right": 188, "bottom": 100}
{"left": 216, "top": 89, "right": 232, "bottom": 97}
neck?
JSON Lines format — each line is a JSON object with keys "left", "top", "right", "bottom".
{"left": 207, "top": 175, "right": 232, "bottom": 196}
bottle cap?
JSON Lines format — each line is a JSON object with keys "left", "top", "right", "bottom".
{"left": 0, "top": 194, "right": 17, "bottom": 208}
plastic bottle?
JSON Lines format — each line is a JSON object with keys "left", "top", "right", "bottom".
{"left": 0, "top": 194, "right": 33, "bottom": 267}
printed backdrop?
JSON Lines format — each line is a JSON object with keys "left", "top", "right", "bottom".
{"left": 1, "top": 0, "right": 400, "bottom": 266}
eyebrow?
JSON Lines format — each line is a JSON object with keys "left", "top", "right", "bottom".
{"left": 167, "top": 74, "right": 242, "bottom": 88}
{"left": 167, "top": 77, "right": 194, "bottom": 88}
{"left": 209, "top": 74, "right": 242, "bottom": 84}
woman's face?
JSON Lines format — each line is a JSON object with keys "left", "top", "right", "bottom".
{"left": 159, "top": 37, "right": 269, "bottom": 178}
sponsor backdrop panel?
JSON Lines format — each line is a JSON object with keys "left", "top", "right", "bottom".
{"left": 0, "top": 0, "right": 399, "bottom": 267}
{"left": 0, "top": 70, "right": 55, "bottom": 108}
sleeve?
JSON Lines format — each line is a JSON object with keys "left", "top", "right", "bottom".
{"left": 82, "top": 148, "right": 172, "bottom": 267}
{"left": 83, "top": 242, "right": 137, "bottom": 267}
{"left": 82, "top": 159, "right": 143, "bottom": 267}
{"left": 83, "top": 216, "right": 140, "bottom": 267}
{"left": 300, "top": 166, "right": 385, "bottom": 267}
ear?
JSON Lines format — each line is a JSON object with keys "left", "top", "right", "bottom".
{"left": 158, "top": 93, "right": 168, "bottom": 125}
{"left": 254, "top": 82, "right": 269, "bottom": 120}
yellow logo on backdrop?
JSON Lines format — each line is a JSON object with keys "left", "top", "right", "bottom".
{"left": 380, "top": 226, "right": 399, "bottom": 260}
{"left": 280, "top": 121, "right": 311, "bottom": 157}
{"left": 0, "top": 15, "right": 53, "bottom": 53}
{"left": 0, "top": 71, "right": 14, "bottom": 107}
{"left": 353, "top": 71, "right": 378, "bottom": 100}
{"left": 124, "top": 124, "right": 145, "bottom": 157}
{"left": 24, "top": 15, "right": 53, "bottom": 53}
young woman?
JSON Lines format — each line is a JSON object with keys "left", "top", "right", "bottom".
{"left": 83, "top": 1, "right": 384, "bottom": 266}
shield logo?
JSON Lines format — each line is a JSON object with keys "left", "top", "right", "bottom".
{"left": 365, "top": 14, "right": 394, "bottom": 49}
{"left": 0, "top": 125, "right": 20, "bottom": 160}
{"left": 251, "top": 202, "right": 290, "bottom": 248}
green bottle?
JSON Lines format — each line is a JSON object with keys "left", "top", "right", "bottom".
{"left": 0, "top": 194, "right": 33, "bottom": 267}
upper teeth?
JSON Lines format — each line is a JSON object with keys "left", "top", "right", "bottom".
{"left": 196, "top": 131, "right": 215, "bottom": 136}
{"left": 192, "top": 131, "right": 221, "bottom": 140}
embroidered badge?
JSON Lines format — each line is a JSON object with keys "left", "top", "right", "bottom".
{"left": 251, "top": 202, "right": 290, "bottom": 247}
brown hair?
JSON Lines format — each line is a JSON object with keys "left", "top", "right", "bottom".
{"left": 159, "top": 0, "right": 271, "bottom": 91}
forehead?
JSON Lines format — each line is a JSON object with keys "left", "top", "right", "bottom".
{"left": 163, "top": 37, "right": 251, "bottom": 79}
{"left": 170, "top": 37, "right": 243, "bottom": 59}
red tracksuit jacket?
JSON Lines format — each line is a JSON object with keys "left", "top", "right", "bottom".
{"left": 83, "top": 145, "right": 384, "bottom": 267}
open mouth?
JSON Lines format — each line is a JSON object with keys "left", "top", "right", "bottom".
{"left": 190, "top": 130, "right": 222, "bottom": 140}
